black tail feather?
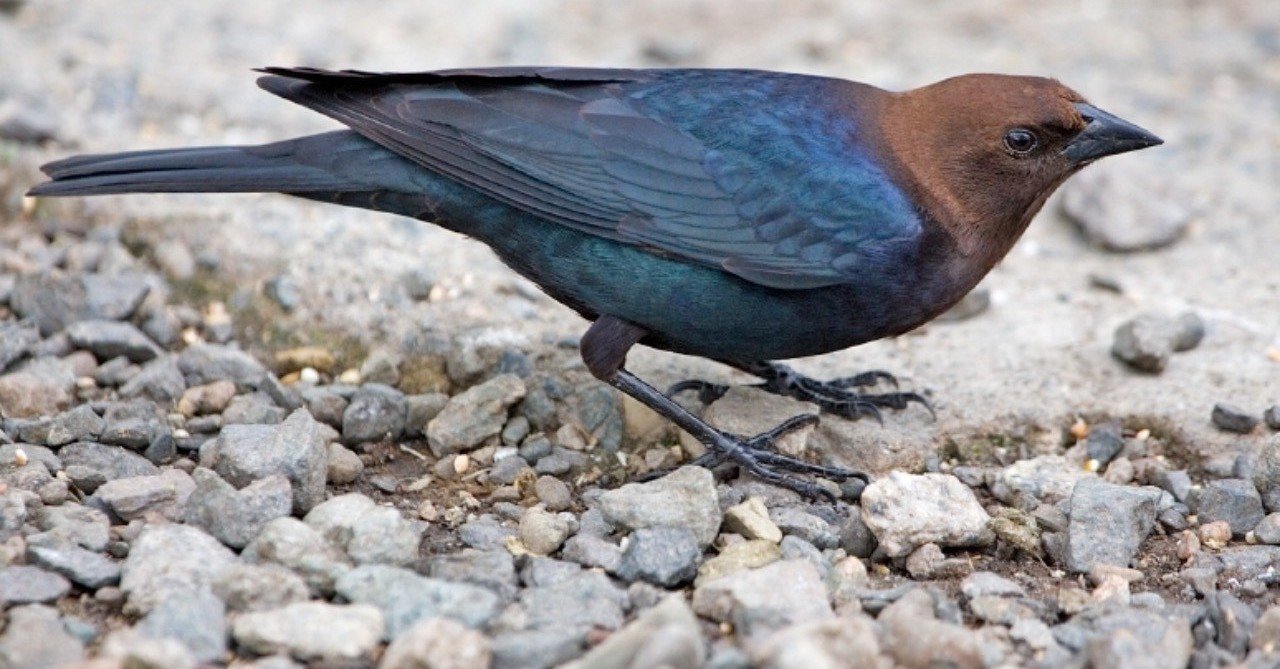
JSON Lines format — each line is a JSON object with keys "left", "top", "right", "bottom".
{"left": 28, "top": 131, "right": 361, "bottom": 197}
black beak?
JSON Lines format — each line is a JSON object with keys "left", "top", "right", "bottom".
{"left": 1063, "top": 102, "right": 1163, "bottom": 163}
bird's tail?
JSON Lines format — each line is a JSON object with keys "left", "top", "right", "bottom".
{"left": 27, "top": 131, "right": 364, "bottom": 197}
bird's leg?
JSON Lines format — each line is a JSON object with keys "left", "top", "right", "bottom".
{"left": 670, "top": 360, "right": 931, "bottom": 424}
{"left": 582, "top": 316, "right": 866, "bottom": 501}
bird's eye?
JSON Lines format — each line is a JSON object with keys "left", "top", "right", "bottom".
{"left": 1003, "top": 128, "right": 1038, "bottom": 156}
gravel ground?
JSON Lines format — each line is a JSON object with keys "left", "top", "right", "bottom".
{"left": 1, "top": 1, "right": 1279, "bottom": 668}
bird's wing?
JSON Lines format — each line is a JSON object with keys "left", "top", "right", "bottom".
{"left": 257, "top": 67, "right": 922, "bottom": 289}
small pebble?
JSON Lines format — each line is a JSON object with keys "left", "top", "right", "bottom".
{"left": 1212, "top": 403, "right": 1258, "bottom": 434}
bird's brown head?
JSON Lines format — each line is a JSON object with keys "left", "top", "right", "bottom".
{"left": 874, "top": 73, "right": 1162, "bottom": 270}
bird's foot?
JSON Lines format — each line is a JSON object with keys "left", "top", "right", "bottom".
{"left": 668, "top": 362, "right": 932, "bottom": 423}
{"left": 640, "top": 413, "right": 866, "bottom": 501}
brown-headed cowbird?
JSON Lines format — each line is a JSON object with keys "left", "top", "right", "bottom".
{"left": 29, "top": 67, "right": 1162, "bottom": 499}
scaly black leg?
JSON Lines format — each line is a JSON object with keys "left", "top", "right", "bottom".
{"left": 669, "top": 360, "right": 932, "bottom": 423}
{"left": 612, "top": 370, "right": 864, "bottom": 501}
{"left": 581, "top": 316, "right": 865, "bottom": 502}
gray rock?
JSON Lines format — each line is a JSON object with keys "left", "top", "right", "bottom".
{"left": 152, "top": 239, "right": 195, "bottom": 280}
{"left": 4, "top": 460, "right": 52, "bottom": 492}
{"left": 212, "top": 563, "right": 310, "bottom": 613}
{"left": 59, "top": 441, "right": 158, "bottom": 480}
{"left": 879, "top": 588, "right": 985, "bottom": 669}
{"left": 11, "top": 273, "right": 148, "bottom": 336}
{"left": 490, "top": 452, "right": 533, "bottom": 485}
{"left": 560, "top": 381, "right": 624, "bottom": 453}
{"left": 445, "top": 327, "right": 530, "bottom": 386}
{"left": 502, "top": 415, "right": 531, "bottom": 446}
{"left": 426, "top": 549, "right": 519, "bottom": 601}
{"left": 0, "top": 491, "right": 25, "bottom": 542}
{"left": 692, "top": 559, "right": 831, "bottom": 639}
{"left": 1218, "top": 545, "right": 1280, "bottom": 582}
{"left": 1266, "top": 406, "right": 1280, "bottom": 431}
{"left": 1, "top": 442, "right": 58, "bottom": 471}
{"left": 27, "top": 542, "right": 120, "bottom": 588}
{"left": 521, "top": 556, "right": 584, "bottom": 588}
{"left": 427, "top": 374, "right": 526, "bottom": 456}
{"left": 1254, "top": 513, "right": 1280, "bottom": 544}
{"left": 994, "top": 455, "right": 1094, "bottom": 508}
{"left": 961, "top": 571, "right": 1025, "bottom": 599}
{"left": 342, "top": 383, "right": 406, "bottom": 444}
{"left": 535, "top": 475, "right": 572, "bottom": 511}
{"left": 98, "top": 401, "right": 166, "bottom": 453}
{"left": 860, "top": 472, "right": 993, "bottom": 557}
{"left": 184, "top": 468, "right": 292, "bottom": 548}
{"left": 838, "top": 507, "right": 877, "bottom": 558}
{"left": 519, "top": 506, "right": 572, "bottom": 555}
{"left": 33, "top": 503, "right": 110, "bottom": 550}
{"left": 562, "top": 534, "right": 623, "bottom": 573}
{"left": 752, "top": 615, "right": 880, "bottom": 669}
{"left": 241, "top": 517, "right": 351, "bottom": 596}
{"left": 1153, "top": 469, "right": 1193, "bottom": 503}
{"left": 325, "top": 442, "right": 363, "bottom": 484}
{"left": 597, "top": 466, "right": 722, "bottom": 548}
{"left": 91, "top": 469, "right": 194, "bottom": 522}
{"left": 1253, "top": 605, "right": 1280, "bottom": 654}
{"left": 522, "top": 569, "right": 629, "bottom": 632}
{"left": 458, "top": 516, "right": 517, "bottom": 551}
{"left": 66, "top": 319, "right": 160, "bottom": 363}
{"left": 403, "top": 392, "right": 449, "bottom": 437}
{"left": 1189, "top": 478, "right": 1265, "bottom": 536}
{"left": 381, "top": 616, "right": 491, "bottom": 669}
{"left": 520, "top": 433, "right": 554, "bottom": 463}
{"left": 534, "top": 446, "right": 587, "bottom": 475}
{"left": 1065, "top": 478, "right": 1160, "bottom": 572}
{"left": 0, "top": 604, "right": 85, "bottom": 669}
{"left": 0, "top": 369, "right": 72, "bottom": 418}
{"left": 120, "top": 524, "right": 237, "bottom": 615}
{"left": 1060, "top": 164, "right": 1193, "bottom": 252}
{"left": 263, "top": 275, "right": 301, "bottom": 312}
{"left": 1208, "top": 591, "right": 1256, "bottom": 655}
{"left": 491, "top": 630, "right": 584, "bottom": 669}
{"left": 302, "top": 387, "right": 348, "bottom": 428}
{"left": 94, "top": 356, "right": 140, "bottom": 387}
{"left": 98, "top": 631, "right": 197, "bottom": 669}
{"left": 617, "top": 526, "right": 701, "bottom": 587}
{"left": 0, "top": 565, "right": 70, "bottom": 605}
{"left": 335, "top": 565, "right": 502, "bottom": 638}
{"left": 771, "top": 506, "right": 839, "bottom": 549}
{"left": 1253, "top": 435, "right": 1280, "bottom": 512}
{"left": 117, "top": 356, "right": 186, "bottom": 405}
{"left": 1086, "top": 422, "right": 1125, "bottom": 466}
{"left": 723, "top": 496, "right": 782, "bottom": 543}
{"left": 779, "top": 535, "right": 829, "bottom": 576}
{"left": 178, "top": 343, "right": 267, "bottom": 388}
{"left": 1083, "top": 607, "right": 1193, "bottom": 669}
{"left": 562, "top": 596, "right": 704, "bottom": 669}
{"left": 136, "top": 587, "right": 227, "bottom": 662}
{"left": 0, "top": 321, "right": 38, "bottom": 372}
{"left": 200, "top": 409, "right": 328, "bottom": 514}
{"left": 1213, "top": 403, "right": 1259, "bottom": 434}
{"left": 222, "top": 393, "right": 287, "bottom": 425}
{"left": 11, "top": 404, "right": 102, "bottom": 446}
{"left": 1111, "top": 316, "right": 1181, "bottom": 373}
{"left": 303, "top": 493, "right": 420, "bottom": 566}
{"left": 232, "top": 602, "right": 384, "bottom": 662}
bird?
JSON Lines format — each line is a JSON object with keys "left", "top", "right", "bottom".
{"left": 28, "top": 66, "right": 1163, "bottom": 500}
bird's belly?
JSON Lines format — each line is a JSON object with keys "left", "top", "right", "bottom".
{"left": 476, "top": 212, "right": 928, "bottom": 362}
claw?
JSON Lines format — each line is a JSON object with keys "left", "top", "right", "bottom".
{"left": 828, "top": 370, "right": 900, "bottom": 389}
{"left": 666, "top": 379, "right": 731, "bottom": 404}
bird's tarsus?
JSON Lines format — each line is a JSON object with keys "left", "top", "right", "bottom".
{"left": 638, "top": 411, "right": 864, "bottom": 502}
